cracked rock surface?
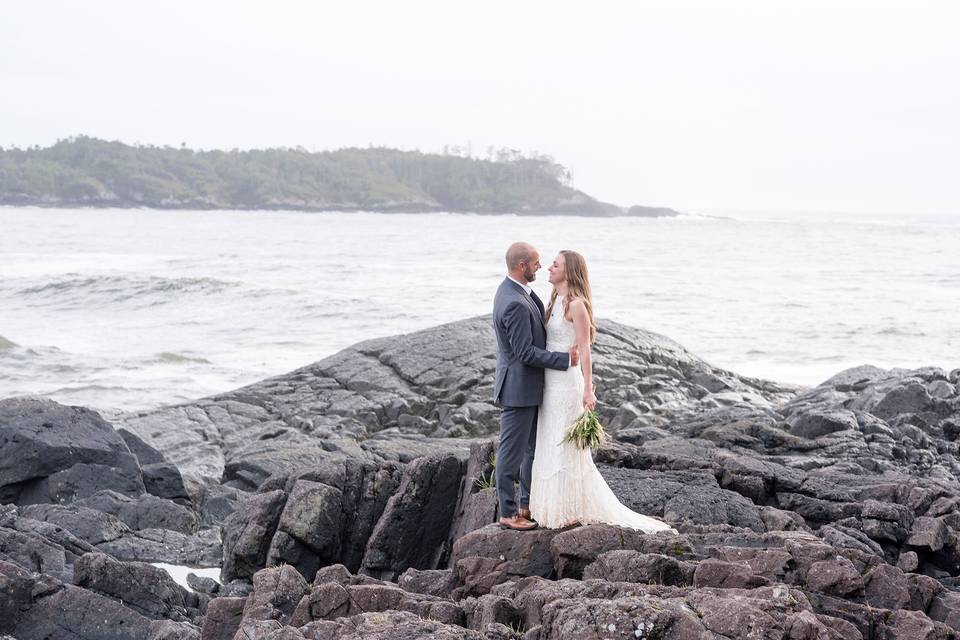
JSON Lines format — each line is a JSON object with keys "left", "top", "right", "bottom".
{"left": 3, "top": 316, "right": 960, "bottom": 639}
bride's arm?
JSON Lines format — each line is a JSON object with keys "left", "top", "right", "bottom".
{"left": 569, "top": 299, "right": 596, "bottom": 411}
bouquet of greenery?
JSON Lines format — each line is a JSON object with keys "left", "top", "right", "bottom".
{"left": 563, "top": 409, "right": 607, "bottom": 450}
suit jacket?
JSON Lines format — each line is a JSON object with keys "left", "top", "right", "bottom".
{"left": 493, "top": 277, "right": 570, "bottom": 407}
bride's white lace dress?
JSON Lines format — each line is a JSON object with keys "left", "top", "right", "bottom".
{"left": 529, "top": 297, "right": 677, "bottom": 533}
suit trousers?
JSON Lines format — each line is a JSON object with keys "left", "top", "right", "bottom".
{"left": 496, "top": 405, "right": 538, "bottom": 517}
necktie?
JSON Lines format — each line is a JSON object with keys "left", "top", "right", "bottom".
{"left": 530, "top": 290, "right": 545, "bottom": 319}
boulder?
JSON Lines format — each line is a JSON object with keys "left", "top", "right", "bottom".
{"left": 538, "top": 594, "right": 707, "bottom": 640}
{"left": 221, "top": 489, "right": 286, "bottom": 581}
{"left": 199, "top": 597, "right": 246, "bottom": 640}
{"left": 242, "top": 564, "right": 310, "bottom": 625}
{"left": 361, "top": 454, "right": 464, "bottom": 580}
{"left": 266, "top": 479, "right": 343, "bottom": 579}
{"left": 0, "top": 397, "right": 141, "bottom": 503}
{"left": 73, "top": 552, "right": 195, "bottom": 621}
{"left": 3, "top": 565, "right": 154, "bottom": 640}
{"left": 803, "top": 556, "right": 865, "bottom": 597}
{"left": 789, "top": 411, "right": 859, "bottom": 439}
{"left": 692, "top": 558, "right": 771, "bottom": 589}
{"left": 0, "top": 525, "right": 69, "bottom": 581}
{"left": 582, "top": 550, "right": 695, "bottom": 586}
{"left": 75, "top": 490, "right": 197, "bottom": 533}
{"left": 399, "top": 567, "right": 458, "bottom": 598}
{"left": 549, "top": 524, "right": 693, "bottom": 579}
{"left": 451, "top": 524, "right": 565, "bottom": 582}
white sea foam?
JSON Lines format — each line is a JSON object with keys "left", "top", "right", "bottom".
{"left": 151, "top": 562, "right": 220, "bottom": 590}
{"left": 1, "top": 207, "right": 958, "bottom": 411}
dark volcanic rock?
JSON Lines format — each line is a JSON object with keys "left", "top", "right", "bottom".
{"left": 242, "top": 564, "right": 309, "bottom": 625}
{"left": 1, "top": 559, "right": 154, "bottom": 640}
{"left": 550, "top": 524, "right": 693, "bottom": 579}
{"left": 221, "top": 489, "right": 286, "bottom": 582}
{"left": 266, "top": 480, "right": 343, "bottom": 580}
{"left": 0, "top": 397, "right": 144, "bottom": 504}
{"left": 199, "top": 596, "right": 246, "bottom": 640}
{"left": 74, "top": 552, "right": 196, "bottom": 621}
{"left": 450, "top": 524, "right": 567, "bottom": 598}
{"left": 361, "top": 454, "right": 465, "bottom": 580}
{"left": 75, "top": 490, "right": 197, "bottom": 533}
{"left": 18, "top": 502, "right": 220, "bottom": 566}
{"left": 5, "top": 318, "right": 960, "bottom": 639}
{"left": 582, "top": 549, "right": 695, "bottom": 586}
{"left": 141, "top": 462, "right": 190, "bottom": 503}
{"left": 114, "top": 317, "right": 796, "bottom": 489}
{"left": 0, "top": 525, "right": 70, "bottom": 581}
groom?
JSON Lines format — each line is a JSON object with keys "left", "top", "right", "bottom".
{"left": 493, "top": 242, "right": 578, "bottom": 531}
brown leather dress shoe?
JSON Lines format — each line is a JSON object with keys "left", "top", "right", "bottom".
{"left": 518, "top": 508, "right": 536, "bottom": 523}
{"left": 498, "top": 515, "right": 538, "bottom": 531}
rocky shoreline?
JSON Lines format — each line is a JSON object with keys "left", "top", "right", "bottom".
{"left": 0, "top": 200, "right": 682, "bottom": 218}
{"left": 2, "top": 317, "right": 960, "bottom": 639}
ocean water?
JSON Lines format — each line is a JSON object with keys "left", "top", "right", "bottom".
{"left": 1, "top": 207, "right": 958, "bottom": 414}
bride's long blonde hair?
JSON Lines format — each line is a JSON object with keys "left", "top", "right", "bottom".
{"left": 545, "top": 250, "right": 597, "bottom": 344}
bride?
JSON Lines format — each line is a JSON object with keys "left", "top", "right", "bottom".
{"left": 528, "top": 250, "right": 677, "bottom": 534}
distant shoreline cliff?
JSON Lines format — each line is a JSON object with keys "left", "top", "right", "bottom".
{"left": 0, "top": 136, "right": 681, "bottom": 217}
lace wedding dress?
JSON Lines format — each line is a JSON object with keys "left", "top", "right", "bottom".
{"left": 528, "top": 297, "right": 678, "bottom": 533}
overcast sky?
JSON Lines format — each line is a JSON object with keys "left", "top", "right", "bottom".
{"left": 2, "top": 1, "right": 958, "bottom": 214}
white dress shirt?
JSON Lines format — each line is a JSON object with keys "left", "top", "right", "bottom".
{"left": 507, "top": 275, "right": 533, "bottom": 295}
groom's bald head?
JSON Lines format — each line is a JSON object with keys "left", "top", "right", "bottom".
{"left": 506, "top": 242, "right": 541, "bottom": 283}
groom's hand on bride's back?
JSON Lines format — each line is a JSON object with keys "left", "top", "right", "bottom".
{"left": 568, "top": 345, "right": 579, "bottom": 367}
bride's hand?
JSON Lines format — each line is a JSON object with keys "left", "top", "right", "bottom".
{"left": 582, "top": 388, "right": 597, "bottom": 411}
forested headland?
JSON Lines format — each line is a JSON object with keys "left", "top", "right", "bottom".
{"left": 0, "top": 136, "right": 679, "bottom": 216}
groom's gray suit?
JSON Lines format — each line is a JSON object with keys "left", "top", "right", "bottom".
{"left": 493, "top": 277, "right": 570, "bottom": 517}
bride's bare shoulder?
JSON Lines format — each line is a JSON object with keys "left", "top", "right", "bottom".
{"left": 567, "top": 297, "right": 589, "bottom": 320}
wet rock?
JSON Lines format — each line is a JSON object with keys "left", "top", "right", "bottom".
{"left": 142, "top": 463, "right": 190, "bottom": 503}
{"left": 3, "top": 563, "right": 154, "bottom": 640}
{"left": 266, "top": 479, "right": 343, "bottom": 579}
{"left": 0, "top": 397, "right": 142, "bottom": 504}
{"left": 538, "top": 595, "right": 706, "bottom": 640}
{"left": 74, "top": 552, "right": 196, "bottom": 621}
{"left": 582, "top": 550, "right": 694, "bottom": 586}
{"left": 199, "top": 596, "right": 246, "bottom": 640}
{"left": 115, "top": 317, "right": 795, "bottom": 489}
{"left": 147, "top": 620, "right": 200, "bottom": 640}
{"left": 75, "top": 490, "right": 197, "bottom": 533}
{"left": 803, "top": 556, "right": 864, "bottom": 597}
{"left": 0, "top": 525, "right": 69, "bottom": 581}
{"left": 221, "top": 489, "right": 286, "bottom": 581}
{"left": 460, "top": 593, "right": 520, "bottom": 631}
{"left": 242, "top": 564, "right": 309, "bottom": 625}
{"left": 302, "top": 609, "right": 485, "bottom": 639}
{"left": 186, "top": 572, "right": 220, "bottom": 595}
{"left": 361, "top": 454, "right": 464, "bottom": 580}
{"left": 452, "top": 524, "right": 565, "bottom": 584}
{"left": 908, "top": 516, "right": 951, "bottom": 551}
{"left": 692, "top": 558, "right": 771, "bottom": 589}
{"left": 549, "top": 524, "right": 692, "bottom": 579}
{"left": 399, "top": 567, "right": 457, "bottom": 598}
{"left": 789, "top": 411, "right": 859, "bottom": 439}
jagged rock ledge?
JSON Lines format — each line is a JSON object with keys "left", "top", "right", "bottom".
{"left": 1, "top": 316, "right": 959, "bottom": 639}
{"left": 113, "top": 315, "right": 797, "bottom": 495}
